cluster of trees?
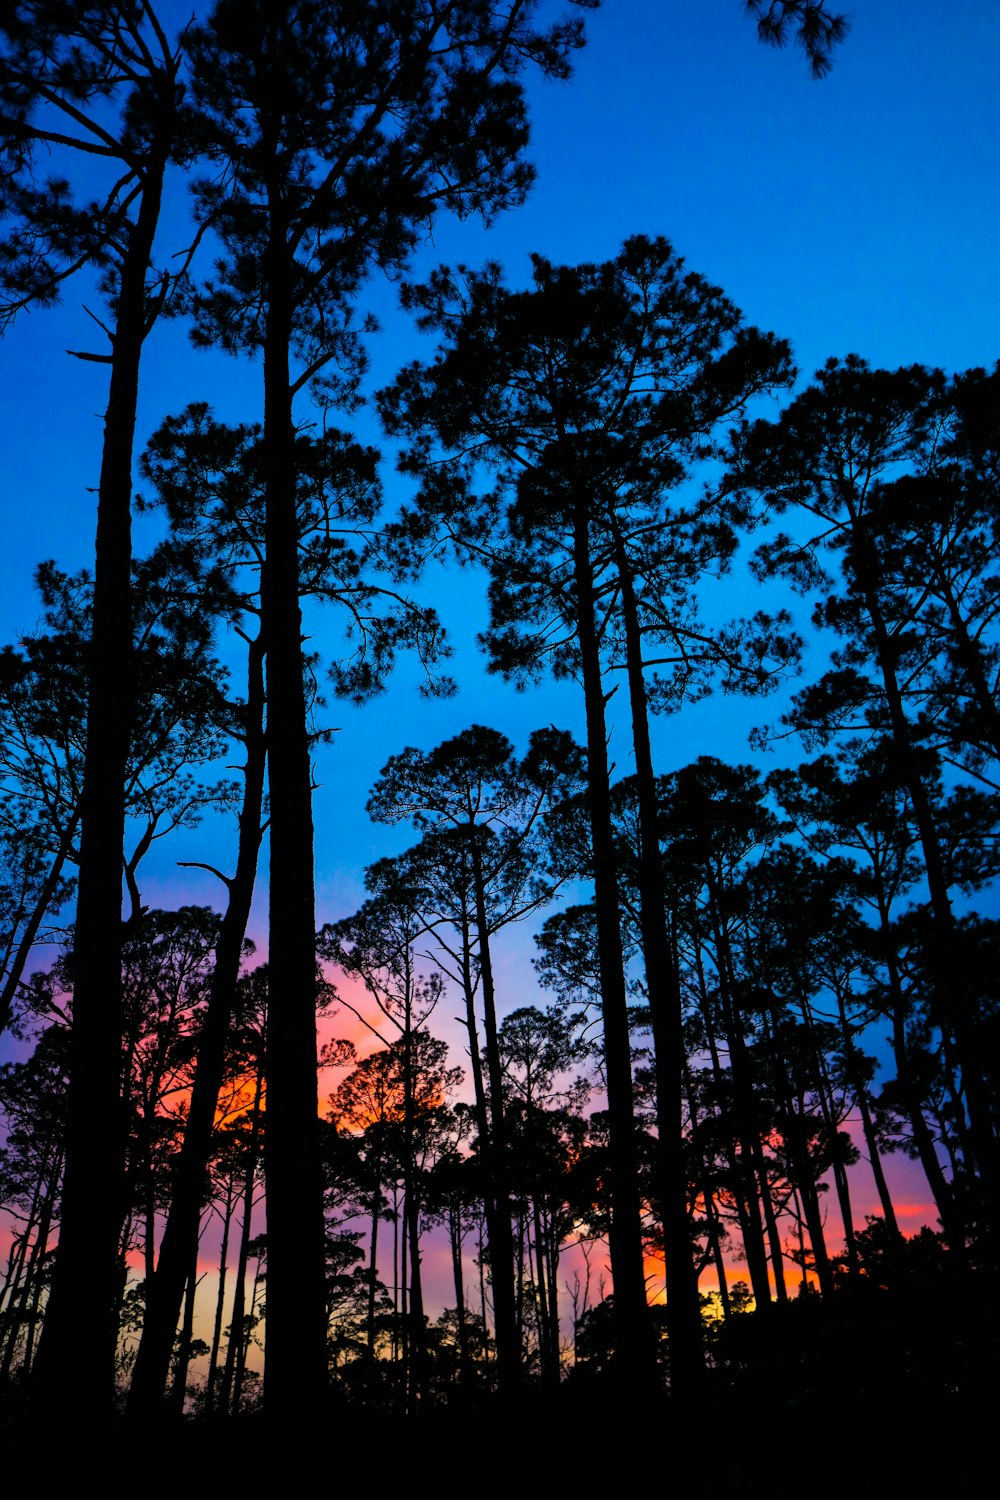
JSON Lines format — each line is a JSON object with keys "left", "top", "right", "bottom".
{"left": 4, "top": 0, "right": 995, "bottom": 1431}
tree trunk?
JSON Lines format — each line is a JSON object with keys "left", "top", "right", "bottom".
{"left": 692, "top": 934, "right": 771, "bottom": 1307}
{"left": 757, "top": 1152, "right": 790, "bottom": 1304}
{"left": 609, "top": 517, "right": 704, "bottom": 1390}
{"left": 799, "top": 993, "right": 858, "bottom": 1275}
{"left": 570, "top": 497, "right": 652, "bottom": 1386}
{"left": 457, "top": 914, "right": 519, "bottom": 1388}
{"left": 545, "top": 1212, "right": 562, "bottom": 1381}
{"left": 260, "top": 195, "right": 328, "bottom": 1419}
{"left": 835, "top": 992, "right": 901, "bottom": 1238}
{"left": 0, "top": 1177, "right": 40, "bottom": 1378}
{"left": 19, "top": 1169, "right": 57, "bottom": 1384}
{"left": 219, "top": 1067, "right": 263, "bottom": 1416}
{"left": 872, "top": 862, "right": 964, "bottom": 1249}
{"left": 449, "top": 1202, "right": 471, "bottom": 1385}
{"left": 168, "top": 1245, "right": 200, "bottom": 1416}
{"left": 205, "top": 1178, "right": 235, "bottom": 1417}
{"left": 127, "top": 631, "right": 266, "bottom": 1414}
{"left": 401, "top": 1023, "right": 426, "bottom": 1409}
{"left": 684, "top": 1055, "right": 732, "bottom": 1318}
{"left": 468, "top": 841, "right": 521, "bottom": 1391}
{"left": 704, "top": 896, "right": 775, "bottom": 1307}
{"left": 233, "top": 1250, "right": 264, "bottom": 1415}
{"left": 779, "top": 1080, "right": 834, "bottom": 1298}
{"left": 367, "top": 1159, "right": 382, "bottom": 1359}
{"left": 32, "top": 130, "right": 170, "bottom": 1416}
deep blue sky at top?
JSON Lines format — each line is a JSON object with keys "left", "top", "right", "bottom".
{"left": 1, "top": 1, "right": 999, "bottom": 994}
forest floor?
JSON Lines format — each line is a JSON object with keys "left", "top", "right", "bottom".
{"left": 36, "top": 1383, "right": 989, "bottom": 1491}
{"left": 4, "top": 1284, "right": 995, "bottom": 1485}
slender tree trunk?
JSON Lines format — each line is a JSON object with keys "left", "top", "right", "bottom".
{"left": 20, "top": 1194, "right": 53, "bottom": 1382}
{"left": 871, "top": 869, "right": 964, "bottom": 1248}
{"left": 684, "top": 1055, "right": 731, "bottom": 1318}
{"left": 478, "top": 1218, "right": 489, "bottom": 1360}
{"left": 128, "top": 632, "right": 266, "bottom": 1415}
{"left": 609, "top": 518, "right": 704, "bottom": 1390}
{"left": 404, "top": 1186, "right": 425, "bottom": 1408}
{"left": 391, "top": 1185, "right": 400, "bottom": 1370}
{"left": 709, "top": 1225, "right": 732, "bottom": 1319}
{"left": 12, "top": 1157, "right": 58, "bottom": 1385}
{"left": 693, "top": 942, "right": 770, "bottom": 1307}
{"left": 1, "top": 1186, "right": 53, "bottom": 1387}
{"left": 781, "top": 1086, "right": 834, "bottom": 1297}
{"left": 834, "top": 992, "right": 901, "bottom": 1237}
{"left": 705, "top": 896, "right": 774, "bottom": 1306}
{"left": 826, "top": 1129, "right": 858, "bottom": 1275}
{"left": 449, "top": 1202, "right": 471, "bottom": 1386}
{"left": 570, "top": 497, "right": 652, "bottom": 1386}
{"left": 532, "top": 1198, "right": 562, "bottom": 1386}
{"left": 367, "top": 1159, "right": 382, "bottom": 1359}
{"left": 168, "top": 1248, "right": 199, "bottom": 1416}
{"left": 801, "top": 1181, "right": 834, "bottom": 1296}
{"left": 233, "top": 1252, "right": 263, "bottom": 1415}
{"left": 260, "top": 188, "right": 328, "bottom": 1417}
{"left": 401, "top": 1022, "right": 426, "bottom": 1409}
{"left": 0, "top": 1241, "right": 28, "bottom": 1379}
{"left": 752, "top": 1009, "right": 809, "bottom": 1301}
{"left": 143, "top": 1114, "right": 158, "bottom": 1288}
{"left": 398, "top": 1176, "right": 410, "bottom": 1409}
{"left": 205, "top": 1184, "right": 235, "bottom": 1416}
{"left": 0, "top": 1168, "right": 43, "bottom": 1376}
{"left": 32, "top": 131, "right": 170, "bottom": 1415}
{"left": 758, "top": 1155, "right": 790, "bottom": 1304}
{"left": 531, "top": 1199, "right": 549, "bottom": 1379}
{"left": 468, "top": 842, "right": 521, "bottom": 1392}
{"left": 513, "top": 1205, "right": 525, "bottom": 1349}
{"left": 457, "top": 915, "right": 518, "bottom": 1387}
{"left": 798, "top": 993, "right": 858, "bottom": 1274}
{"left": 933, "top": 1094, "right": 965, "bottom": 1183}
{"left": 219, "top": 1068, "right": 263, "bottom": 1416}
{"left": 792, "top": 1190, "right": 810, "bottom": 1293}
{"left": 545, "top": 1216, "right": 561, "bottom": 1379}
{"left": 857, "top": 1085, "right": 900, "bottom": 1236}
{"left": 938, "top": 1031, "right": 977, "bottom": 1165}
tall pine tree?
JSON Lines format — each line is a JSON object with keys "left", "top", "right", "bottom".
{"left": 184, "top": 0, "right": 593, "bottom": 1418}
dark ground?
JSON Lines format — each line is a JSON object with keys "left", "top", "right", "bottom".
{"left": 3, "top": 1280, "right": 994, "bottom": 1488}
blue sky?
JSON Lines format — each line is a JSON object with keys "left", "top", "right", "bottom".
{"left": 2, "top": 0, "right": 999, "bottom": 1032}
